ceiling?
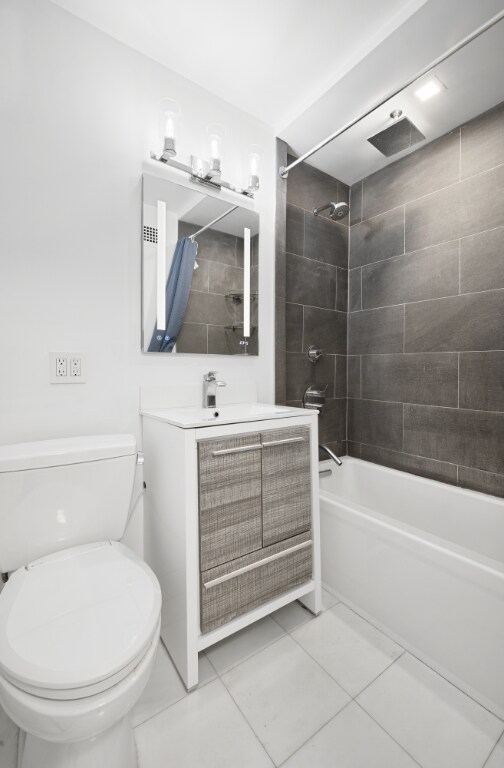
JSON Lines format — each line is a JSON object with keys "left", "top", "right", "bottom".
{"left": 52, "top": 0, "right": 504, "bottom": 184}
{"left": 51, "top": 0, "right": 428, "bottom": 131}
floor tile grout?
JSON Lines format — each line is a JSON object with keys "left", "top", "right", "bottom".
{"left": 353, "top": 699, "right": 424, "bottom": 768}
{"left": 481, "top": 726, "right": 504, "bottom": 768}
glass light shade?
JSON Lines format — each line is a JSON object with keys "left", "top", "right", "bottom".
{"left": 206, "top": 124, "right": 226, "bottom": 177}
{"left": 158, "top": 98, "right": 181, "bottom": 158}
{"left": 247, "top": 145, "right": 262, "bottom": 192}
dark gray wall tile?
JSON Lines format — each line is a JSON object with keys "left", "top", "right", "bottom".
{"left": 303, "top": 307, "right": 347, "bottom": 355}
{"left": 250, "top": 265, "right": 258, "bottom": 293}
{"left": 405, "top": 290, "right": 504, "bottom": 352}
{"left": 190, "top": 259, "right": 209, "bottom": 293}
{"left": 362, "top": 241, "right": 459, "bottom": 309}
{"left": 183, "top": 224, "right": 236, "bottom": 266}
{"left": 405, "top": 163, "right": 504, "bottom": 252}
{"left": 184, "top": 291, "right": 228, "bottom": 326}
{"left": 350, "top": 181, "right": 363, "bottom": 225}
{"left": 207, "top": 325, "right": 230, "bottom": 355}
{"left": 404, "top": 405, "right": 504, "bottom": 475}
{"left": 319, "top": 398, "right": 347, "bottom": 444}
{"left": 461, "top": 101, "right": 504, "bottom": 179}
{"left": 459, "top": 352, "right": 504, "bottom": 412}
{"left": 176, "top": 323, "right": 207, "bottom": 354}
{"left": 347, "top": 441, "right": 361, "bottom": 457}
{"left": 362, "top": 130, "right": 460, "bottom": 219}
{"left": 208, "top": 263, "right": 243, "bottom": 295}
{"left": 458, "top": 466, "right": 504, "bottom": 499}
{"left": 336, "top": 268, "right": 348, "bottom": 312}
{"left": 348, "top": 305, "right": 404, "bottom": 354}
{"left": 251, "top": 234, "right": 259, "bottom": 268}
{"left": 286, "top": 302, "right": 303, "bottom": 353}
{"left": 286, "top": 204, "right": 304, "bottom": 256}
{"left": 285, "top": 352, "right": 335, "bottom": 402}
{"left": 335, "top": 355, "right": 347, "bottom": 398}
{"left": 338, "top": 181, "right": 350, "bottom": 207}
{"left": 359, "top": 444, "right": 458, "bottom": 485}
{"left": 286, "top": 252, "right": 336, "bottom": 309}
{"left": 276, "top": 248, "right": 286, "bottom": 300}
{"left": 348, "top": 399, "right": 403, "bottom": 450}
{"left": 287, "top": 159, "right": 342, "bottom": 220}
{"left": 361, "top": 353, "right": 458, "bottom": 407}
{"left": 276, "top": 296, "right": 286, "bottom": 352}
{"left": 305, "top": 214, "right": 348, "bottom": 268}
{"left": 460, "top": 227, "right": 504, "bottom": 293}
{"left": 349, "top": 268, "right": 362, "bottom": 311}
{"left": 350, "top": 206, "right": 404, "bottom": 268}
{"left": 347, "top": 356, "right": 361, "bottom": 398}
{"left": 319, "top": 440, "right": 347, "bottom": 462}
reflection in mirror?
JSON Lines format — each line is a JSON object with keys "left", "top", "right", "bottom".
{"left": 142, "top": 174, "right": 259, "bottom": 355}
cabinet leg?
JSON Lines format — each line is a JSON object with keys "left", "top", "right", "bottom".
{"left": 299, "top": 583, "right": 321, "bottom": 616}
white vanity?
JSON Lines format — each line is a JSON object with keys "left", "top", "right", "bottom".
{"left": 141, "top": 401, "right": 321, "bottom": 689}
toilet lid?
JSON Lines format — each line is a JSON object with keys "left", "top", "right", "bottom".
{"left": 0, "top": 541, "right": 161, "bottom": 696}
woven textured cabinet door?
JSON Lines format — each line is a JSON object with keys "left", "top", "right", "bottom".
{"left": 198, "top": 433, "right": 263, "bottom": 571}
{"left": 261, "top": 426, "right": 312, "bottom": 547}
{"left": 201, "top": 531, "right": 312, "bottom": 633}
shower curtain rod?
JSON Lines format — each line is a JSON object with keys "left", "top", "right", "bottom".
{"left": 279, "top": 10, "right": 504, "bottom": 178}
{"left": 189, "top": 205, "right": 239, "bottom": 240}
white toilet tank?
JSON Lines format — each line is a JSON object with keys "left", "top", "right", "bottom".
{"left": 0, "top": 435, "right": 137, "bottom": 573}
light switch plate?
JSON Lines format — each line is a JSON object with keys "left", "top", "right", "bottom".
{"left": 50, "top": 352, "right": 86, "bottom": 384}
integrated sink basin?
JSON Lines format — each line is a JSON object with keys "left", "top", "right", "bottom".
{"left": 141, "top": 402, "right": 305, "bottom": 429}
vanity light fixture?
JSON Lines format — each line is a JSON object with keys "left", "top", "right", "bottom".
{"left": 415, "top": 75, "right": 446, "bottom": 102}
{"left": 152, "top": 99, "right": 259, "bottom": 198}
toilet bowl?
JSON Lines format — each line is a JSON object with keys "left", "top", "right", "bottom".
{"left": 0, "top": 541, "right": 161, "bottom": 768}
{"left": 0, "top": 436, "right": 162, "bottom": 768}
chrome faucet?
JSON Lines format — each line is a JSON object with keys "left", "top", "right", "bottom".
{"left": 203, "top": 371, "right": 227, "bottom": 408}
{"left": 319, "top": 444, "right": 343, "bottom": 466}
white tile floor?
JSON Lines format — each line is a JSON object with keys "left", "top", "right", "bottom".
{"left": 1, "top": 589, "right": 503, "bottom": 768}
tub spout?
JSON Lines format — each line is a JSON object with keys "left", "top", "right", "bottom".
{"left": 319, "top": 444, "right": 343, "bottom": 466}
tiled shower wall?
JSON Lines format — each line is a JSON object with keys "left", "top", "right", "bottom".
{"left": 279, "top": 154, "right": 349, "bottom": 456}
{"left": 348, "top": 101, "right": 504, "bottom": 497}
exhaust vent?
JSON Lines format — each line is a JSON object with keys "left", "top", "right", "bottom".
{"left": 143, "top": 225, "right": 158, "bottom": 243}
{"left": 367, "top": 117, "right": 425, "bottom": 158}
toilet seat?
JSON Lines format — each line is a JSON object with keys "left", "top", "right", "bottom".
{"left": 0, "top": 541, "right": 161, "bottom": 701}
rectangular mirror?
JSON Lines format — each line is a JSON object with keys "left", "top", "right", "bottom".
{"left": 142, "top": 173, "right": 259, "bottom": 355}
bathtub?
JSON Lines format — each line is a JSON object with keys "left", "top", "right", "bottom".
{"left": 319, "top": 457, "right": 504, "bottom": 718}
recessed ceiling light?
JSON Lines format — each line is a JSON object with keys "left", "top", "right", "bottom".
{"left": 415, "top": 76, "right": 446, "bottom": 102}
{"left": 390, "top": 109, "right": 403, "bottom": 120}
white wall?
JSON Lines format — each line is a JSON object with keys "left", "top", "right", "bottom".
{"left": 0, "top": 0, "right": 276, "bottom": 449}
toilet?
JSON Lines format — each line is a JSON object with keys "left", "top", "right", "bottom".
{"left": 0, "top": 435, "right": 161, "bottom": 768}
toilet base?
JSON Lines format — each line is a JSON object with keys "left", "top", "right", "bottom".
{"left": 18, "top": 715, "right": 137, "bottom": 768}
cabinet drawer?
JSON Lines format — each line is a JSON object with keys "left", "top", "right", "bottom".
{"left": 262, "top": 426, "right": 312, "bottom": 547}
{"left": 200, "top": 532, "right": 312, "bottom": 633}
{"left": 198, "top": 433, "right": 263, "bottom": 571}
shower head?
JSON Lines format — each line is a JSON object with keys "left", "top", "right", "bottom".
{"left": 313, "top": 201, "right": 349, "bottom": 221}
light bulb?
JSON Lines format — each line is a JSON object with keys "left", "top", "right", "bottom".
{"left": 206, "top": 124, "right": 226, "bottom": 177}
{"left": 158, "top": 98, "right": 181, "bottom": 159}
{"left": 247, "top": 145, "right": 262, "bottom": 193}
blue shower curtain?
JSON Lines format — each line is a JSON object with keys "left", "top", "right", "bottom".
{"left": 148, "top": 236, "right": 198, "bottom": 352}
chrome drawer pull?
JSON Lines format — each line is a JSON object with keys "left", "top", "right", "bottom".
{"left": 261, "top": 436, "right": 305, "bottom": 448}
{"left": 203, "top": 540, "right": 312, "bottom": 589}
{"left": 212, "top": 444, "right": 262, "bottom": 457}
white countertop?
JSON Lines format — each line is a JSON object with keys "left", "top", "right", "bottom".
{"left": 140, "top": 402, "right": 315, "bottom": 429}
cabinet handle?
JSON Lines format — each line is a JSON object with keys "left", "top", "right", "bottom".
{"left": 261, "top": 436, "right": 305, "bottom": 448}
{"left": 212, "top": 444, "right": 262, "bottom": 457}
{"left": 203, "top": 540, "right": 312, "bottom": 589}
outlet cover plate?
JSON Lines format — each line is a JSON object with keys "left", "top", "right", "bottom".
{"left": 50, "top": 352, "right": 86, "bottom": 384}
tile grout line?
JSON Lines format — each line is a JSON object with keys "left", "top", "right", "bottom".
{"left": 353, "top": 700, "right": 424, "bottom": 768}
{"left": 352, "top": 157, "right": 504, "bottom": 227}
{"left": 350, "top": 285, "right": 504, "bottom": 312}
{"left": 348, "top": 396, "right": 504, "bottom": 416}
{"left": 481, "top": 726, "right": 504, "bottom": 768}
{"left": 350, "top": 222, "right": 504, "bottom": 270}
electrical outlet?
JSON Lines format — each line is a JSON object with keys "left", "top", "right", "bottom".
{"left": 70, "top": 357, "right": 81, "bottom": 377}
{"left": 56, "top": 357, "right": 67, "bottom": 378}
{"left": 50, "top": 353, "right": 86, "bottom": 384}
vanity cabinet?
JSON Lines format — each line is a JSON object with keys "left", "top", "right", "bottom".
{"left": 198, "top": 426, "right": 312, "bottom": 632}
{"left": 142, "top": 405, "right": 321, "bottom": 690}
